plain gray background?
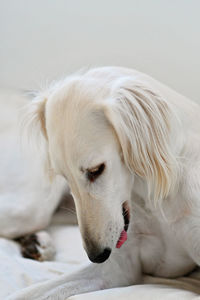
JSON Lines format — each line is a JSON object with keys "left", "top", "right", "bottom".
{"left": 0, "top": 0, "right": 199, "bottom": 101}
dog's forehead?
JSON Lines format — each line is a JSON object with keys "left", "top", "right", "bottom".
{"left": 46, "top": 77, "right": 109, "bottom": 124}
{"left": 64, "top": 109, "right": 112, "bottom": 164}
{"left": 46, "top": 82, "right": 115, "bottom": 172}
{"left": 48, "top": 114, "right": 113, "bottom": 177}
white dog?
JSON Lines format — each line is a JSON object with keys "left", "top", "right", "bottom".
{"left": 2, "top": 66, "right": 200, "bottom": 299}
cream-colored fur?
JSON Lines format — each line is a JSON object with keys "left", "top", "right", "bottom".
{"left": 3, "top": 67, "right": 200, "bottom": 299}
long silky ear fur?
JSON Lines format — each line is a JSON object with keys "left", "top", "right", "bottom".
{"left": 104, "top": 79, "right": 178, "bottom": 205}
{"left": 20, "top": 92, "right": 54, "bottom": 180}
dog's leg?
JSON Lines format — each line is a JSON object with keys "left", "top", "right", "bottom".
{"left": 0, "top": 175, "right": 68, "bottom": 239}
{"left": 16, "top": 231, "right": 55, "bottom": 261}
{"left": 8, "top": 241, "right": 141, "bottom": 300}
{"left": 0, "top": 192, "right": 57, "bottom": 239}
{"left": 15, "top": 193, "right": 76, "bottom": 261}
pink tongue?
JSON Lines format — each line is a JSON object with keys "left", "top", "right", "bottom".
{"left": 116, "top": 230, "right": 127, "bottom": 248}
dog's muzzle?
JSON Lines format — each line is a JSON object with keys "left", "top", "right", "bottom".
{"left": 85, "top": 201, "right": 130, "bottom": 263}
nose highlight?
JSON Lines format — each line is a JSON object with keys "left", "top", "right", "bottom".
{"left": 88, "top": 247, "right": 111, "bottom": 263}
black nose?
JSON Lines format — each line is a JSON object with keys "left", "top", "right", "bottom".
{"left": 88, "top": 247, "right": 111, "bottom": 263}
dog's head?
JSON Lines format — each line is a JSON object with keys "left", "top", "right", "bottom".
{"left": 24, "top": 68, "right": 177, "bottom": 263}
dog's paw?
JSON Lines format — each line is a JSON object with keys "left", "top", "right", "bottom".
{"left": 16, "top": 231, "right": 55, "bottom": 261}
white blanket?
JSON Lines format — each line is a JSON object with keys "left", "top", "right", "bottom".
{"left": 1, "top": 224, "right": 200, "bottom": 300}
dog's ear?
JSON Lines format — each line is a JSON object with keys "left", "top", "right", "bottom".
{"left": 23, "top": 92, "right": 48, "bottom": 140}
{"left": 104, "top": 79, "right": 178, "bottom": 204}
{"left": 33, "top": 96, "right": 48, "bottom": 139}
{"left": 21, "top": 92, "right": 53, "bottom": 179}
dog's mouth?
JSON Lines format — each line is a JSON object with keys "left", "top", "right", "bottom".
{"left": 116, "top": 201, "right": 130, "bottom": 249}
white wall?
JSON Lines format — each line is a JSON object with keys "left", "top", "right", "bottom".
{"left": 0, "top": 0, "right": 199, "bottom": 101}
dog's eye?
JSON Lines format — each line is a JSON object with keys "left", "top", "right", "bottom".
{"left": 87, "top": 163, "right": 105, "bottom": 182}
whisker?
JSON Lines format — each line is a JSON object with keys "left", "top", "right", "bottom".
{"left": 59, "top": 206, "right": 76, "bottom": 215}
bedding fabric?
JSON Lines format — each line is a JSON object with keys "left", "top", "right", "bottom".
{"left": 0, "top": 224, "right": 200, "bottom": 300}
